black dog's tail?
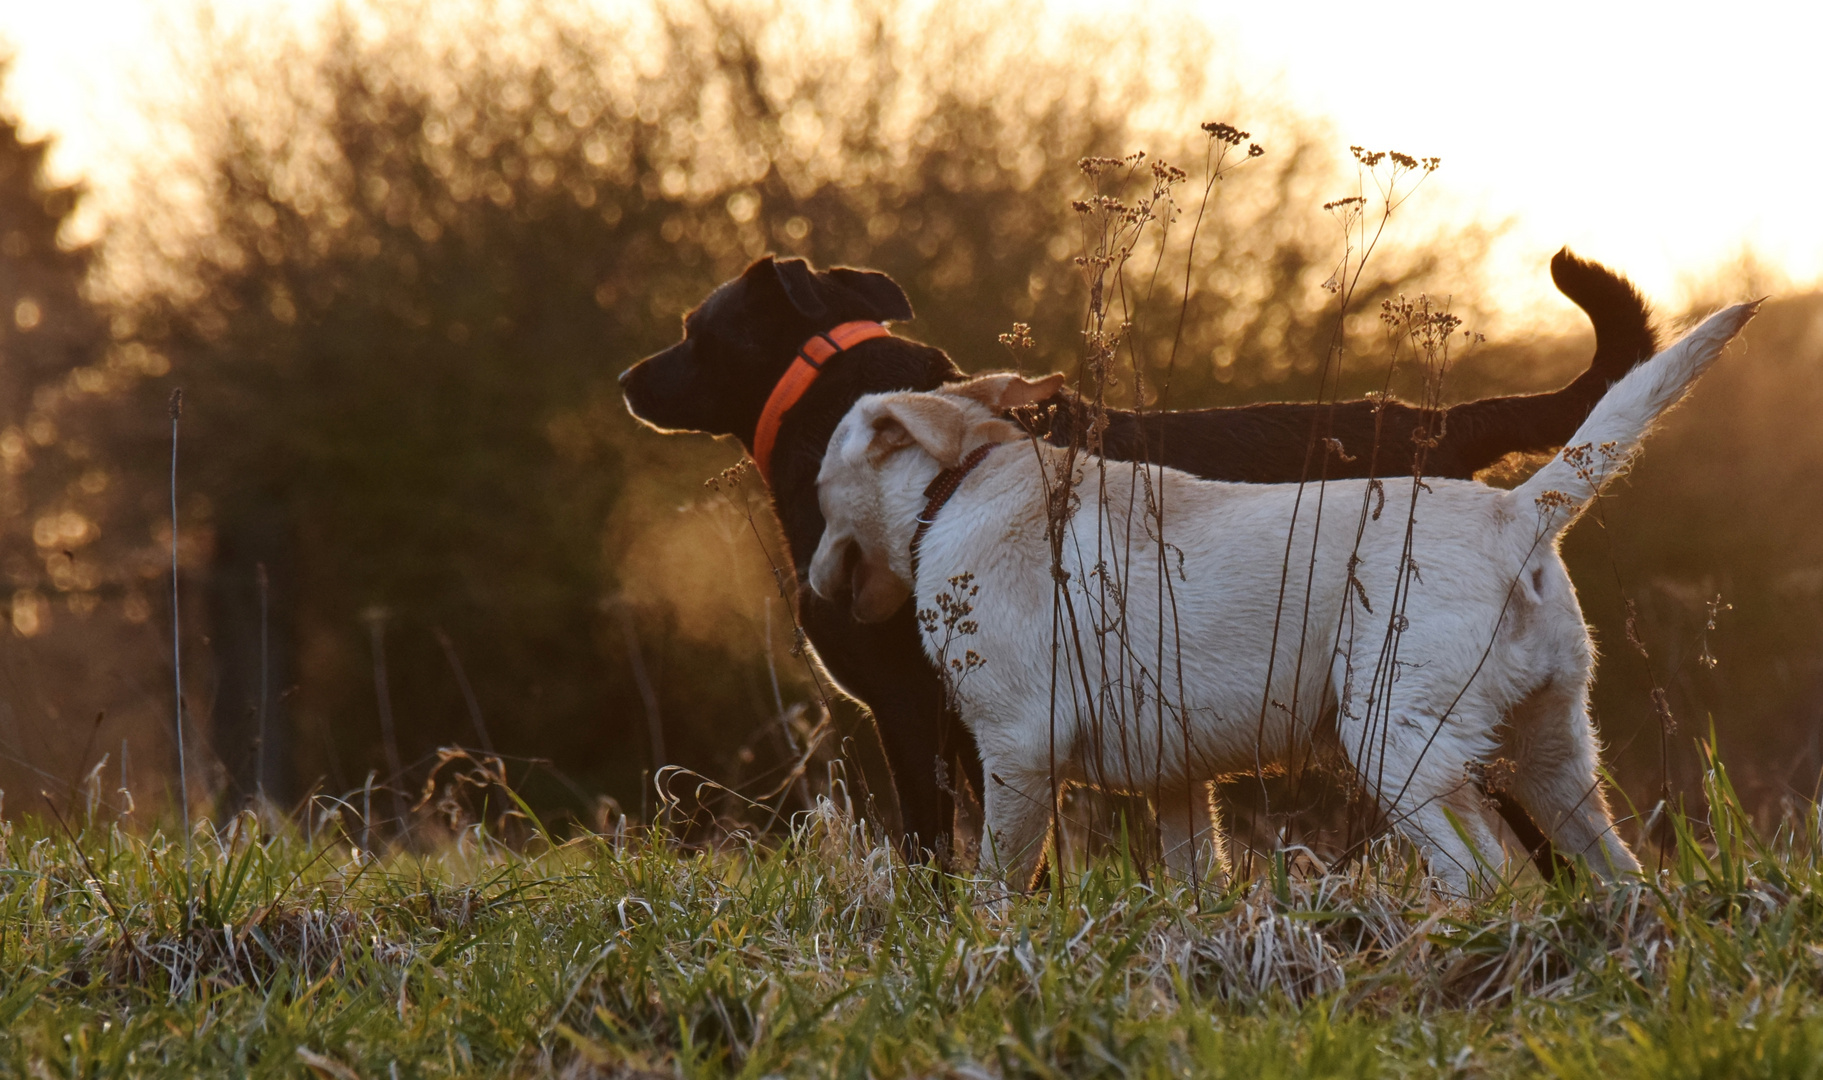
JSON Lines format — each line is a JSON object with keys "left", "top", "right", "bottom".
{"left": 1551, "top": 246, "right": 1659, "bottom": 386}
{"left": 1431, "top": 249, "right": 1659, "bottom": 475}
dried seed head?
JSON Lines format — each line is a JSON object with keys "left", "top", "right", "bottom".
{"left": 1466, "top": 757, "right": 1519, "bottom": 807}
{"left": 1706, "top": 593, "right": 1732, "bottom": 630}
{"left": 1379, "top": 295, "right": 1415, "bottom": 326}
{"left": 1624, "top": 599, "right": 1651, "bottom": 659}
{"left": 1077, "top": 153, "right": 1142, "bottom": 177}
{"left": 1150, "top": 159, "right": 1188, "bottom": 183}
{"left": 704, "top": 459, "right": 751, "bottom": 492}
{"left": 1201, "top": 122, "right": 1250, "bottom": 146}
{"left": 1350, "top": 147, "right": 1439, "bottom": 174}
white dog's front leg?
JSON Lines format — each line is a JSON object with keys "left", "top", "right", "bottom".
{"left": 981, "top": 761, "right": 1056, "bottom": 891}
{"left": 1156, "top": 781, "right": 1227, "bottom": 887}
{"left": 1389, "top": 772, "right": 1507, "bottom": 898}
{"left": 1332, "top": 654, "right": 1507, "bottom": 896}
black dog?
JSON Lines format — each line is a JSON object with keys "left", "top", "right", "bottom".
{"left": 621, "top": 251, "right": 1657, "bottom": 870}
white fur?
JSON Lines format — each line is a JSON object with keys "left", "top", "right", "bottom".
{"left": 810, "top": 304, "right": 1756, "bottom": 894}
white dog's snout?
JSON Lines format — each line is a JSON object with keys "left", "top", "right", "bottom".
{"left": 807, "top": 532, "right": 849, "bottom": 602}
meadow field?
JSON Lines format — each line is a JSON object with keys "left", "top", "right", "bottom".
{"left": 0, "top": 0, "right": 1819, "bottom": 1075}
{"left": 5, "top": 763, "right": 1823, "bottom": 1077}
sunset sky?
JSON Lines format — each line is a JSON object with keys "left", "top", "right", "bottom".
{"left": 1, "top": 0, "right": 1811, "bottom": 327}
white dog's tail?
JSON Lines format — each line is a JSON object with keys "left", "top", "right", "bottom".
{"left": 1513, "top": 301, "right": 1758, "bottom": 535}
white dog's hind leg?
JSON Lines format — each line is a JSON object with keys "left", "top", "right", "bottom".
{"left": 1156, "top": 781, "right": 1227, "bottom": 886}
{"left": 981, "top": 762, "right": 1057, "bottom": 891}
{"left": 1502, "top": 683, "right": 1642, "bottom": 881}
{"left": 1336, "top": 701, "right": 1507, "bottom": 896}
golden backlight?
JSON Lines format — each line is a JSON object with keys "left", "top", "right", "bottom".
{"left": 1, "top": 0, "right": 1813, "bottom": 327}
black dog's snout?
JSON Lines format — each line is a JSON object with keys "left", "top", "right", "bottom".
{"left": 618, "top": 364, "right": 637, "bottom": 387}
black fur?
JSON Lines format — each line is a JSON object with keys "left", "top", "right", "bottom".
{"left": 620, "top": 252, "right": 1656, "bottom": 870}
{"left": 1047, "top": 249, "right": 1659, "bottom": 479}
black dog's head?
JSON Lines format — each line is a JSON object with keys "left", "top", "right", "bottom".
{"left": 620, "top": 256, "right": 914, "bottom": 444}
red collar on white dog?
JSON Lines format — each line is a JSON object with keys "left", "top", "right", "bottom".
{"left": 750, "top": 321, "right": 893, "bottom": 485}
{"left": 909, "top": 442, "right": 997, "bottom": 580}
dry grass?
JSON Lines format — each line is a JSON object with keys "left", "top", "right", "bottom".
{"left": 1, "top": 751, "right": 1822, "bottom": 1077}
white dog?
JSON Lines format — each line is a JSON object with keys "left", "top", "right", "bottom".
{"left": 809, "top": 304, "right": 1756, "bottom": 894}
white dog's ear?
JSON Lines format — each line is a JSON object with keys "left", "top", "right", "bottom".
{"left": 968, "top": 417, "right": 1028, "bottom": 448}
{"left": 870, "top": 393, "right": 971, "bottom": 468}
{"left": 942, "top": 372, "right": 1067, "bottom": 411}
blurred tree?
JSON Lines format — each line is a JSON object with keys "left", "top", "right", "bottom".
{"left": 0, "top": 69, "right": 108, "bottom": 608}
{"left": 0, "top": 62, "right": 186, "bottom": 813}
{"left": 98, "top": 0, "right": 1478, "bottom": 824}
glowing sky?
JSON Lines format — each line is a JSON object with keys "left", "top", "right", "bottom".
{"left": 1200, "top": 0, "right": 1819, "bottom": 322}
{"left": 1, "top": 0, "right": 1813, "bottom": 326}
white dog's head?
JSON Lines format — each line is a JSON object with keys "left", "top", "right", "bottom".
{"left": 808, "top": 372, "right": 1064, "bottom": 622}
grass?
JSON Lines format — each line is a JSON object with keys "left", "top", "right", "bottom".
{"left": 1, "top": 753, "right": 1822, "bottom": 1078}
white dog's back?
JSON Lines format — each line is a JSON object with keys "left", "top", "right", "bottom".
{"left": 919, "top": 457, "right": 1521, "bottom": 772}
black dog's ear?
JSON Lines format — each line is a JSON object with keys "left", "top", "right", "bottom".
{"left": 772, "top": 258, "right": 829, "bottom": 319}
{"left": 740, "top": 255, "right": 779, "bottom": 283}
{"left": 741, "top": 255, "right": 823, "bottom": 317}
{"left": 749, "top": 256, "right": 915, "bottom": 324}
{"left": 828, "top": 267, "right": 914, "bottom": 323}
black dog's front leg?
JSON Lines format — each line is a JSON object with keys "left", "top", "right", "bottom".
{"left": 798, "top": 594, "right": 970, "bottom": 861}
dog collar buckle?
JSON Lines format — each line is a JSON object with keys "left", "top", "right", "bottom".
{"left": 751, "top": 321, "right": 893, "bottom": 485}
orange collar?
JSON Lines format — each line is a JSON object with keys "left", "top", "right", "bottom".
{"left": 751, "top": 320, "right": 893, "bottom": 485}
